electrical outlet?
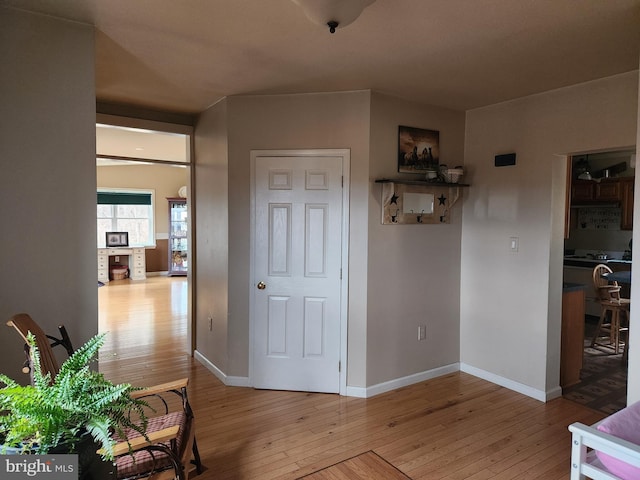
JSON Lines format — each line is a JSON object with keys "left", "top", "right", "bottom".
{"left": 418, "top": 325, "right": 426, "bottom": 341}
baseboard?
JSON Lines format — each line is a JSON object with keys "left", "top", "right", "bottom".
{"left": 146, "top": 271, "right": 168, "bottom": 277}
{"left": 193, "top": 351, "right": 557, "bottom": 402}
{"left": 459, "top": 363, "right": 548, "bottom": 402}
{"left": 346, "top": 363, "right": 460, "bottom": 398}
{"left": 193, "top": 350, "right": 250, "bottom": 387}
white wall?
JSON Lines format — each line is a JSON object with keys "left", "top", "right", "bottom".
{"left": 462, "top": 72, "right": 639, "bottom": 400}
{"left": 367, "top": 93, "right": 466, "bottom": 386}
{"left": 0, "top": 8, "right": 96, "bottom": 380}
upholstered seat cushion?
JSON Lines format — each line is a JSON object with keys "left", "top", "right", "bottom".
{"left": 596, "top": 401, "right": 640, "bottom": 480}
{"left": 115, "top": 411, "right": 187, "bottom": 480}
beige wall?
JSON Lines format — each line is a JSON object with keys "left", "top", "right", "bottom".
{"left": 462, "top": 72, "right": 639, "bottom": 400}
{"left": 8, "top": 4, "right": 637, "bottom": 403}
{"left": 367, "top": 93, "right": 466, "bottom": 386}
{"left": 195, "top": 91, "right": 372, "bottom": 383}
{"left": 194, "top": 91, "right": 467, "bottom": 390}
{"left": 194, "top": 99, "right": 230, "bottom": 374}
{"left": 0, "top": 8, "right": 96, "bottom": 380}
{"left": 97, "top": 163, "right": 187, "bottom": 229}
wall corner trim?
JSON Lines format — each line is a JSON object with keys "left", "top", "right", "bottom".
{"left": 194, "top": 350, "right": 250, "bottom": 387}
{"left": 348, "top": 363, "right": 460, "bottom": 398}
{"left": 460, "top": 363, "right": 548, "bottom": 402}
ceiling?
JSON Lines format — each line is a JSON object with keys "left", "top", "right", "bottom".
{"left": 4, "top": 0, "right": 640, "bottom": 115}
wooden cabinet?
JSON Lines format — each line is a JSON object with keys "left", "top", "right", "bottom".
{"left": 595, "top": 179, "right": 621, "bottom": 201}
{"left": 168, "top": 198, "right": 188, "bottom": 276}
{"left": 621, "top": 177, "right": 634, "bottom": 230}
{"left": 561, "top": 285, "right": 586, "bottom": 389}
{"left": 572, "top": 178, "right": 623, "bottom": 203}
{"left": 570, "top": 177, "right": 634, "bottom": 230}
{"left": 571, "top": 180, "right": 595, "bottom": 203}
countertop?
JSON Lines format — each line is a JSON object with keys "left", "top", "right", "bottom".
{"left": 563, "top": 256, "right": 632, "bottom": 268}
{"left": 562, "top": 282, "right": 588, "bottom": 292}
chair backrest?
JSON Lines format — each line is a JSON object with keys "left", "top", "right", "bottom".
{"left": 7, "top": 313, "right": 60, "bottom": 379}
{"left": 592, "top": 263, "right": 621, "bottom": 302}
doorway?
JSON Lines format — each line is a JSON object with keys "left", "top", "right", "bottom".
{"left": 250, "top": 149, "right": 350, "bottom": 394}
{"left": 96, "top": 118, "right": 194, "bottom": 358}
{"left": 562, "top": 149, "right": 635, "bottom": 414}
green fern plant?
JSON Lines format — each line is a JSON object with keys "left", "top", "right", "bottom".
{"left": 0, "top": 332, "right": 148, "bottom": 460}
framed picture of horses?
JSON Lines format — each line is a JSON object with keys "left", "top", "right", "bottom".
{"left": 397, "top": 125, "right": 440, "bottom": 174}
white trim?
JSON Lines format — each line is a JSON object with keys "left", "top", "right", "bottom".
{"left": 249, "top": 149, "right": 351, "bottom": 394}
{"left": 146, "top": 271, "right": 168, "bottom": 277}
{"left": 460, "top": 363, "right": 549, "bottom": 402}
{"left": 346, "top": 363, "right": 460, "bottom": 398}
{"left": 193, "top": 352, "right": 560, "bottom": 402}
{"left": 194, "top": 350, "right": 250, "bottom": 387}
{"left": 96, "top": 113, "right": 194, "bottom": 137}
{"left": 545, "top": 386, "right": 564, "bottom": 401}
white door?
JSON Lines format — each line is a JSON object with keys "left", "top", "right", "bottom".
{"left": 252, "top": 152, "right": 345, "bottom": 393}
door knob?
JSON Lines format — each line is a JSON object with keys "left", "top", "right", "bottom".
{"left": 257, "top": 281, "right": 266, "bottom": 290}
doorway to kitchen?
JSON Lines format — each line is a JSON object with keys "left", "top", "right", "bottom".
{"left": 95, "top": 118, "right": 194, "bottom": 360}
{"left": 562, "top": 149, "right": 635, "bottom": 414}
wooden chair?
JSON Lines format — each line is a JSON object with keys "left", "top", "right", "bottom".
{"left": 6, "top": 313, "right": 203, "bottom": 480}
{"left": 7, "top": 312, "right": 74, "bottom": 381}
{"left": 591, "top": 264, "right": 630, "bottom": 355}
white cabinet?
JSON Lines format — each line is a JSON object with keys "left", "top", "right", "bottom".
{"left": 97, "top": 248, "right": 146, "bottom": 283}
{"left": 97, "top": 250, "right": 109, "bottom": 282}
{"left": 130, "top": 248, "right": 146, "bottom": 280}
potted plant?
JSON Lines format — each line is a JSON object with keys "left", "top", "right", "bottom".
{"left": 0, "top": 332, "right": 148, "bottom": 477}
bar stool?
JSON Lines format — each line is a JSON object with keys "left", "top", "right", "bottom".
{"left": 591, "top": 264, "right": 630, "bottom": 354}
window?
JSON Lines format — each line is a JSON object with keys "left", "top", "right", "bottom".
{"left": 97, "top": 189, "right": 155, "bottom": 247}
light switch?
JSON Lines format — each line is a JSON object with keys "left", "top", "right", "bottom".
{"left": 510, "top": 237, "right": 519, "bottom": 252}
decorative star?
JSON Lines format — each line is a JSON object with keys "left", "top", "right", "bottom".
{"left": 390, "top": 192, "right": 399, "bottom": 205}
{"left": 438, "top": 194, "right": 447, "bottom": 205}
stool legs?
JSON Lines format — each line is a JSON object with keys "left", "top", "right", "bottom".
{"left": 591, "top": 304, "right": 628, "bottom": 354}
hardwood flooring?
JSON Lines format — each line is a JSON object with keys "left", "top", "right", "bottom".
{"left": 98, "top": 277, "right": 605, "bottom": 480}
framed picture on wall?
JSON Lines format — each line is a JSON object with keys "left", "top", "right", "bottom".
{"left": 398, "top": 125, "right": 440, "bottom": 174}
{"left": 106, "top": 232, "right": 129, "bottom": 247}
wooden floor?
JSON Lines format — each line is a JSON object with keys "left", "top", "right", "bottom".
{"left": 98, "top": 277, "right": 605, "bottom": 480}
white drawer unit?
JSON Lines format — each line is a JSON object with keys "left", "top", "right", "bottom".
{"left": 130, "top": 248, "right": 146, "bottom": 280}
{"left": 98, "top": 248, "right": 110, "bottom": 282}
{"left": 97, "top": 247, "right": 146, "bottom": 283}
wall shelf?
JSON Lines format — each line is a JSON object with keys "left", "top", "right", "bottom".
{"left": 375, "top": 179, "right": 469, "bottom": 224}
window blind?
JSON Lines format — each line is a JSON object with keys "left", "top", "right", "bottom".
{"left": 97, "top": 192, "right": 152, "bottom": 205}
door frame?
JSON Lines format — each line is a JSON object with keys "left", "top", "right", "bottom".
{"left": 249, "top": 149, "right": 351, "bottom": 395}
{"left": 96, "top": 113, "right": 195, "bottom": 356}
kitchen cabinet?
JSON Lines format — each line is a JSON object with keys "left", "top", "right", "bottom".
{"left": 168, "top": 197, "right": 188, "bottom": 276}
{"left": 595, "top": 179, "right": 621, "bottom": 201}
{"left": 621, "top": 177, "right": 634, "bottom": 230}
{"left": 571, "top": 178, "right": 623, "bottom": 204}
{"left": 570, "top": 177, "right": 634, "bottom": 229}
{"left": 561, "top": 284, "right": 586, "bottom": 389}
{"left": 571, "top": 180, "right": 595, "bottom": 203}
